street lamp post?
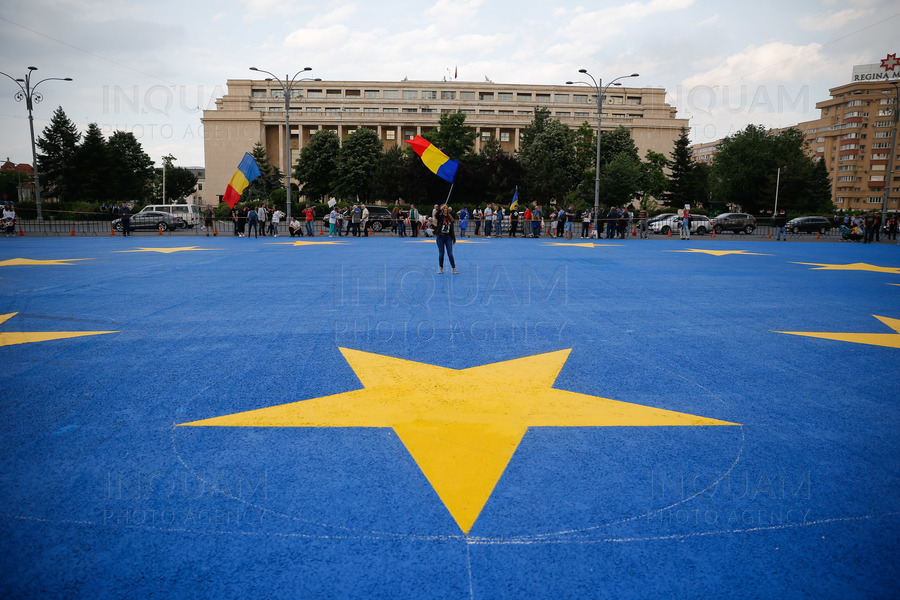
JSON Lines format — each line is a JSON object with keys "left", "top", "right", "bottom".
{"left": 0, "top": 67, "right": 73, "bottom": 222}
{"left": 567, "top": 70, "right": 639, "bottom": 235}
{"left": 249, "top": 67, "right": 320, "bottom": 222}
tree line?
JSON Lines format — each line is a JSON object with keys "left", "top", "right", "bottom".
{"left": 243, "top": 109, "right": 831, "bottom": 217}
{"left": 30, "top": 107, "right": 197, "bottom": 207}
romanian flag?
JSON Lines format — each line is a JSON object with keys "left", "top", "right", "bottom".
{"left": 510, "top": 186, "right": 519, "bottom": 211}
{"left": 222, "top": 152, "right": 261, "bottom": 208}
{"left": 407, "top": 136, "right": 459, "bottom": 183}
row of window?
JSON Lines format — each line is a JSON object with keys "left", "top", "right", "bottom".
{"left": 251, "top": 105, "right": 640, "bottom": 119}
{"left": 251, "top": 87, "right": 643, "bottom": 105}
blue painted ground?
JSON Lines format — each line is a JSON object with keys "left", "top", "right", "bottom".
{"left": 0, "top": 234, "right": 897, "bottom": 599}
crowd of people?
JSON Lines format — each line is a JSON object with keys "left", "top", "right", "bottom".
{"left": 228, "top": 204, "right": 285, "bottom": 238}
{"left": 838, "top": 212, "right": 897, "bottom": 243}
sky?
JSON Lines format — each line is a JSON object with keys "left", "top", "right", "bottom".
{"left": 0, "top": 0, "right": 897, "bottom": 170}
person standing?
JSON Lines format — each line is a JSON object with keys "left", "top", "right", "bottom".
{"left": 351, "top": 205, "right": 361, "bottom": 237}
{"left": 409, "top": 204, "right": 420, "bottom": 237}
{"left": 473, "top": 206, "right": 483, "bottom": 236}
{"left": 863, "top": 211, "right": 877, "bottom": 244}
{"left": 203, "top": 205, "right": 214, "bottom": 236}
{"left": 523, "top": 207, "right": 532, "bottom": 237}
{"left": 328, "top": 207, "right": 338, "bottom": 237}
{"left": 483, "top": 204, "right": 493, "bottom": 237}
{"left": 581, "top": 209, "right": 591, "bottom": 238}
{"left": 638, "top": 208, "right": 649, "bottom": 239}
{"left": 361, "top": 205, "right": 369, "bottom": 236}
{"left": 532, "top": 205, "right": 542, "bottom": 238}
{"left": 494, "top": 205, "right": 504, "bottom": 237}
{"left": 509, "top": 208, "right": 518, "bottom": 237}
{"left": 391, "top": 205, "right": 400, "bottom": 236}
{"left": 271, "top": 207, "right": 283, "bottom": 237}
{"left": 434, "top": 205, "right": 459, "bottom": 274}
{"left": 681, "top": 205, "right": 691, "bottom": 240}
{"left": 256, "top": 204, "right": 267, "bottom": 237}
{"left": 121, "top": 205, "right": 131, "bottom": 237}
{"left": 247, "top": 206, "right": 259, "bottom": 238}
{"left": 606, "top": 207, "right": 618, "bottom": 239}
{"left": 303, "top": 204, "right": 315, "bottom": 236}
{"left": 887, "top": 215, "right": 898, "bottom": 241}
{"left": 563, "top": 206, "right": 575, "bottom": 240}
{"left": 773, "top": 210, "right": 787, "bottom": 241}
{"left": 458, "top": 206, "right": 469, "bottom": 237}
{"left": 231, "top": 205, "right": 241, "bottom": 236}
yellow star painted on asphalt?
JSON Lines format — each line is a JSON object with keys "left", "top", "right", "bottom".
{"left": 180, "top": 348, "right": 738, "bottom": 534}
{"left": 543, "top": 242, "right": 621, "bottom": 247}
{"left": 115, "top": 246, "right": 218, "bottom": 254}
{"left": 0, "top": 312, "right": 117, "bottom": 348}
{"left": 791, "top": 262, "right": 900, "bottom": 274}
{"left": 776, "top": 315, "right": 900, "bottom": 349}
{"left": 0, "top": 258, "right": 91, "bottom": 266}
{"left": 268, "top": 240, "right": 348, "bottom": 246}
{"left": 667, "top": 249, "right": 771, "bottom": 256}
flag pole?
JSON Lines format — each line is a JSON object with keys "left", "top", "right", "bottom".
{"left": 445, "top": 182, "right": 455, "bottom": 205}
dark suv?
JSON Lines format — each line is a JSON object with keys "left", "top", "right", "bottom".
{"left": 711, "top": 212, "right": 757, "bottom": 234}
{"left": 364, "top": 205, "right": 394, "bottom": 231}
{"left": 786, "top": 216, "right": 831, "bottom": 234}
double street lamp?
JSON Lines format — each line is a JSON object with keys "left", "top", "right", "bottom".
{"left": 0, "top": 66, "right": 73, "bottom": 221}
{"left": 567, "top": 70, "right": 639, "bottom": 234}
{"left": 249, "top": 66, "right": 320, "bottom": 221}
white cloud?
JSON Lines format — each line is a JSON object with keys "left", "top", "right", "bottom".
{"left": 308, "top": 3, "right": 358, "bottom": 28}
{"left": 798, "top": 7, "right": 875, "bottom": 31}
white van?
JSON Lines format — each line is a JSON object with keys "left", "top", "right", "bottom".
{"left": 138, "top": 204, "right": 202, "bottom": 228}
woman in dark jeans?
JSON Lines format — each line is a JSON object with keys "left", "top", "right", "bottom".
{"left": 434, "top": 205, "right": 459, "bottom": 274}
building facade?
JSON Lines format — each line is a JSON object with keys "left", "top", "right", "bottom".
{"left": 202, "top": 79, "right": 688, "bottom": 205}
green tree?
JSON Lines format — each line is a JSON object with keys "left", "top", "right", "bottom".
{"left": 159, "top": 156, "right": 198, "bottom": 202}
{"left": 641, "top": 150, "right": 669, "bottom": 209}
{"left": 711, "top": 125, "right": 820, "bottom": 215}
{"left": 424, "top": 111, "right": 476, "bottom": 160}
{"left": 519, "top": 117, "right": 577, "bottom": 206}
{"left": 294, "top": 129, "right": 340, "bottom": 202}
{"left": 666, "top": 127, "right": 702, "bottom": 209}
{"left": 36, "top": 106, "right": 80, "bottom": 201}
{"left": 372, "top": 145, "right": 404, "bottom": 202}
{"left": 335, "top": 127, "right": 383, "bottom": 202}
{"left": 107, "top": 131, "right": 155, "bottom": 202}
{"left": 73, "top": 123, "right": 109, "bottom": 202}
{"left": 600, "top": 152, "right": 644, "bottom": 208}
{"left": 598, "top": 126, "right": 640, "bottom": 166}
{"left": 244, "top": 141, "right": 282, "bottom": 203}
{"left": 800, "top": 158, "right": 834, "bottom": 213}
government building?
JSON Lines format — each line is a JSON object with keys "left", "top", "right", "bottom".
{"left": 202, "top": 78, "right": 688, "bottom": 205}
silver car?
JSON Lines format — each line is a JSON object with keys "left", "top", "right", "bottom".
{"left": 648, "top": 214, "right": 712, "bottom": 235}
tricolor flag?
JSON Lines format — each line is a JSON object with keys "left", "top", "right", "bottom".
{"left": 222, "top": 152, "right": 261, "bottom": 208}
{"left": 407, "top": 136, "right": 459, "bottom": 184}
{"left": 510, "top": 186, "right": 519, "bottom": 211}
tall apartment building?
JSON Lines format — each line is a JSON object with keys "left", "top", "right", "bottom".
{"left": 690, "top": 55, "right": 899, "bottom": 213}
{"left": 202, "top": 79, "right": 688, "bottom": 205}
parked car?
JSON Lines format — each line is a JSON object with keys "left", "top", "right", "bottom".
{"left": 113, "top": 211, "right": 185, "bottom": 232}
{"left": 711, "top": 212, "right": 757, "bottom": 234}
{"left": 138, "top": 204, "right": 201, "bottom": 228}
{"left": 786, "top": 216, "right": 831, "bottom": 234}
{"left": 321, "top": 205, "right": 396, "bottom": 231}
{"left": 648, "top": 214, "right": 713, "bottom": 235}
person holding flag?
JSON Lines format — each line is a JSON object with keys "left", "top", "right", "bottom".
{"left": 509, "top": 187, "right": 519, "bottom": 237}
{"left": 434, "top": 204, "right": 459, "bottom": 274}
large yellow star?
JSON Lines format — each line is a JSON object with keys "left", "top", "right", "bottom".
{"left": 0, "top": 258, "right": 91, "bottom": 266}
{"left": 543, "top": 242, "right": 621, "bottom": 248}
{"left": 115, "top": 246, "right": 218, "bottom": 254}
{"left": 0, "top": 312, "right": 117, "bottom": 347}
{"left": 268, "top": 240, "right": 348, "bottom": 246}
{"left": 791, "top": 262, "right": 900, "bottom": 274}
{"left": 668, "top": 249, "right": 770, "bottom": 256}
{"left": 776, "top": 315, "right": 900, "bottom": 349}
{"left": 179, "top": 348, "right": 738, "bottom": 534}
